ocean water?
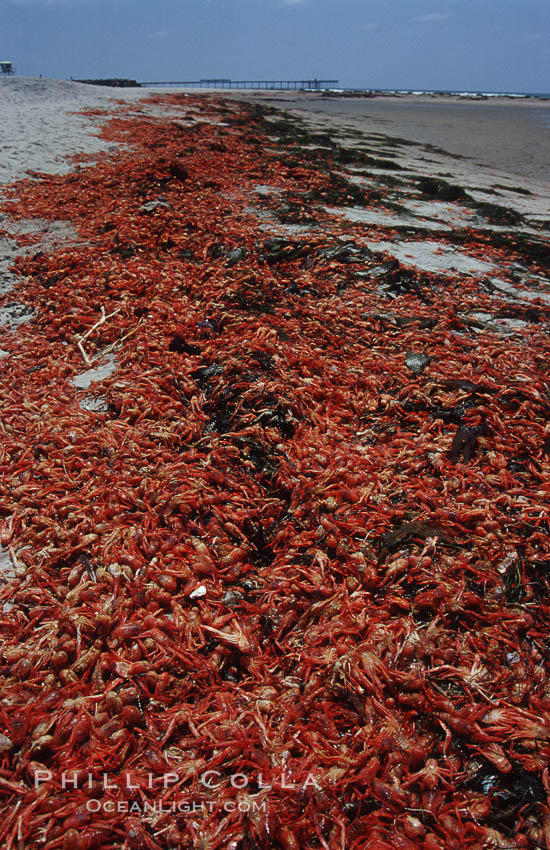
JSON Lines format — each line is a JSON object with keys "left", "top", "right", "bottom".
{"left": 341, "top": 88, "right": 550, "bottom": 101}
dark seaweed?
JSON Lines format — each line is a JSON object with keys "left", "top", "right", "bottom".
{"left": 474, "top": 202, "right": 524, "bottom": 227}
{"left": 468, "top": 763, "right": 545, "bottom": 814}
{"left": 417, "top": 177, "right": 469, "bottom": 202}
{"left": 169, "top": 334, "right": 201, "bottom": 355}
{"left": 450, "top": 423, "right": 487, "bottom": 464}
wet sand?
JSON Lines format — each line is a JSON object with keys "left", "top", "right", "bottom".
{"left": 225, "top": 91, "right": 550, "bottom": 185}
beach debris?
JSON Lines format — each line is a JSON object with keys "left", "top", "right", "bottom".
{"left": 405, "top": 351, "right": 431, "bottom": 374}
{"left": 139, "top": 198, "right": 173, "bottom": 214}
{"left": 417, "top": 175, "right": 468, "bottom": 201}
{"left": 474, "top": 201, "right": 524, "bottom": 226}
{"left": 225, "top": 246, "right": 246, "bottom": 266}
{"left": 168, "top": 333, "right": 200, "bottom": 354}
{"left": 450, "top": 422, "right": 487, "bottom": 464}
{"left": 259, "top": 236, "right": 314, "bottom": 264}
{"left": 75, "top": 306, "right": 121, "bottom": 365}
{"left": 168, "top": 160, "right": 189, "bottom": 181}
{"left": 0, "top": 89, "right": 549, "bottom": 850}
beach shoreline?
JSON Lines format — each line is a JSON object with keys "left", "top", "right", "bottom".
{"left": 221, "top": 89, "right": 550, "bottom": 184}
{"left": 2, "top": 78, "right": 549, "bottom": 187}
{"left": 1, "top": 80, "right": 549, "bottom": 304}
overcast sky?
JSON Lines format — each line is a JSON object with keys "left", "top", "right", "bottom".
{"left": 2, "top": 0, "right": 549, "bottom": 93}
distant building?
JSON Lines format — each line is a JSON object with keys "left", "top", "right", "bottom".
{"left": 0, "top": 61, "right": 14, "bottom": 75}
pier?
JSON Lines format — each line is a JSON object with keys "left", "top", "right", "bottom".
{"left": 139, "top": 78, "right": 339, "bottom": 90}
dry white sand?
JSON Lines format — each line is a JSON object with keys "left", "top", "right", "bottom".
{"left": 0, "top": 77, "right": 152, "bottom": 184}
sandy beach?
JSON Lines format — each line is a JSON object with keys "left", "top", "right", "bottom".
{"left": 2, "top": 79, "right": 549, "bottom": 304}
{"left": 2, "top": 79, "right": 550, "bottom": 187}
{"left": 1, "top": 80, "right": 550, "bottom": 849}
{"left": 0, "top": 78, "right": 142, "bottom": 184}
{"left": 230, "top": 91, "right": 550, "bottom": 182}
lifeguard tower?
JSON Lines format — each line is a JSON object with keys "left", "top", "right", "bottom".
{"left": 0, "top": 62, "right": 14, "bottom": 75}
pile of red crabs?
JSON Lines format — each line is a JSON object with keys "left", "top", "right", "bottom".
{"left": 0, "top": 92, "right": 549, "bottom": 849}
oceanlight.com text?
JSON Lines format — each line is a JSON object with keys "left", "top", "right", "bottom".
{"left": 86, "top": 798, "right": 268, "bottom": 815}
